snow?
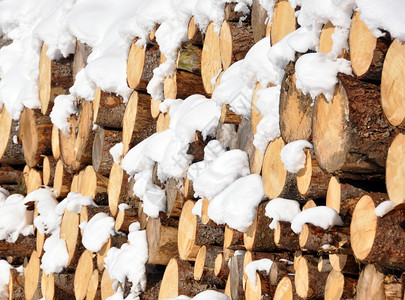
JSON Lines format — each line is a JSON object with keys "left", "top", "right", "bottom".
{"left": 0, "top": 194, "right": 33, "bottom": 243}
{"left": 259, "top": 0, "right": 277, "bottom": 24}
{"left": 245, "top": 259, "right": 273, "bottom": 285}
{"left": 375, "top": 200, "right": 396, "bottom": 217}
{"left": 81, "top": 212, "right": 115, "bottom": 252}
{"left": 0, "top": 260, "right": 12, "bottom": 297}
{"left": 118, "top": 203, "right": 130, "bottom": 212}
{"left": 265, "top": 198, "right": 301, "bottom": 230}
{"left": 165, "top": 290, "right": 230, "bottom": 300}
{"left": 0, "top": 189, "right": 10, "bottom": 207}
{"left": 295, "top": 52, "right": 352, "bottom": 101}
{"left": 56, "top": 192, "right": 97, "bottom": 215}
{"left": 104, "top": 222, "right": 148, "bottom": 299}
{"left": 208, "top": 174, "right": 264, "bottom": 232}
{"left": 110, "top": 142, "right": 123, "bottom": 164}
{"left": 291, "top": 206, "right": 344, "bottom": 234}
{"left": 280, "top": 140, "right": 312, "bottom": 173}
{"left": 191, "top": 199, "right": 203, "bottom": 218}
{"left": 50, "top": 95, "right": 77, "bottom": 135}
{"left": 40, "top": 231, "right": 69, "bottom": 275}
{"left": 356, "top": 0, "right": 405, "bottom": 41}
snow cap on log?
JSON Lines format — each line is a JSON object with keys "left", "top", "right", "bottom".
{"left": 291, "top": 206, "right": 343, "bottom": 234}
{"left": 265, "top": 198, "right": 301, "bottom": 229}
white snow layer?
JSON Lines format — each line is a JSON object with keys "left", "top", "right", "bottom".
{"left": 291, "top": 206, "right": 344, "bottom": 234}
{"left": 81, "top": 212, "right": 115, "bottom": 252}
{"left": 208, "top": 174, "right": 264, "bottom": 232}
{"left": 0, "top": 260, "right": 12, "bottom": 297}
{"left": 56, "top": 192, "right": 97, "bottom": 215}
{"left": 41, "top": 232, "right": 69, "bottom": 275}
{"left": 245, "top": 259, "right": 273, "bottom": 286}
{"left": 0, "top": 194, "right": 33, "bottom": 243}
{"left": 375, "top": 200, "right": 396, "bottom": 217}
{"left": 165, "top": 290, "right": 231, "bottom": 300}
{"left": 110, "top": 142, "right": 124, "bottom": 164}
{"left": 265, "top": 198, "right": 301, "bottom": 230}
{"left": 280, "top": 140, "right": 312, "bottom": 173}
{"left": 50, "top": 94, "right": 78, "bottom": 135}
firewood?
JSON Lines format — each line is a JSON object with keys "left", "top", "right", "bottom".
{"left": 100, "top": 268, "right": 115, "bottom": 300}
{"left": 72, "top": 40, "right": 91, "bottom": 80}
{"left": 274, "top": 221, "right": 300, "bottom": 251}
{"left": 156, "top": 112, "right": 170, "bottom": 132}
{"left": 319, "top": 21, "right": 348, "bottom": 57}
{"left": 146, "top": 216, "right": 178, "bottom": 265}
{"left": 251, "top": 0, "right": 271, "bottom": 43}
{"left": 279, "top": 61, "right": 313, "bottom": 144}
{"left": 269, "top": 260, "right": 295, "bottom": 286}
{"left": 381, "top": 39, "right": 405, "bottom": 129}
{"left": 324, "top": 269, "right": 357, "bottom": 300}
{"left": 158, "top": 256, "right": 209, "bottom": 299}
{"left": 24, "top": 250, "right": 41, "bottom": 300}
{"left": 224, "top": 225, "right": 244, "bottom": 250}
{"left": 122, "top": 91, "right": 155, "bottom": 155}
{"left": 107, "top": 162, "right": 130, "bottom": 217}
{"left": 8, "top": 268, "right": 25, "bottom": 300}
{"left": 86, "top": 269, "right": 99, "bottom": 300}
{"left": 19, "top": 108, "right": 53, "bottom": 168}
{"left": 0, "top": 107, "right": 24, "bottom": 165}
{"left": 183, "top": 175, "right": 195, "bottom": 200}
{"left": 51, "top": 124, "right": 61, "bottom": 160}
{"left": 244, "top": 200, "right": 277, "bottom": 252}
{"left": 60, "top": 209, "right": 80, "bottom": 267}
{"left": 0, "top": 235, "right": 35, "bottom": 257}
{"left": 74, "top": 250, "right": 95, "bottom": 300}
{"left": 386, "top": 132, "right": 405, "bottom": 204}
{"left": 296, "top": 149, "right": 330, "bottom": 200}
{"left": 38, "top": 44, "right": 73, "bottom": 115}
{"left": 262, "top": 137, "right": 302, "bottom": 200}
{"left": 53, "top": 160, "right": 73, "bottom": 198}
{"left": 187, "top": 17, "right": 203, "bottom": 46}
{"left": 317, "top": 255, "right": 333, "bottom": 273}
{"left": 299, "top": 223, "right": 351, "bottom": 254}
{"left": 75, "top": 100, "right": 94, "bottom": 165}
{"left": 251, "top": 82, "right": 264, "bottom": 135}
{"left": 115, "top": 206, "right": 138, "bottom": 233}
{"left": 313, "top": 74, "right": 396, "bottom": 180}
{"left": 355, "top": 264, "right": 385, "bottom": 299}
{"left": 245, "top": 270, "right": 272, "bottom": 300}
{"left": 165, "top": 177, "right": 184, "bottom": 218}
{"left": 42, "top": 155, "right": 57, "bottom": 187}
{"left": 194, "top": 245, "right": 222, "bottom": 280}
{"left": 250, "top": 147, "right": 264, "bottom": 175}
{"left": 294, "top": 252, "right": 328, "bottom": 299}
{"left": 220, "top": 20, "right": 254, "bottom": 70}
{"left": 230, "top": 254, "right": 245, "bottom": 300}
{"left": 224, "top": 2, "right": 251, "bottom": 22}
{"left": 328, "top": 254, "right": 359, "bottom": 276}
{"left": 270, "top": 0, "right": 297, "bottom": 46}
{"left": 137, "top": 201, "right": 148, "bottom": 230}
{"left": 220, "top": 104, "right": 242, "bottom": 124}
{"left": 350, "top": 11, "right": 390, "bottom": 83}
{"left": 26, "top": 168, "right": 42, "bottom": 194}
{"left": 92, "top": 127, "right": 122, "bottom": 177}
{"left": 59, "top": 115, "right": 82, "bottom": 172}
{"left": 93, "top": 88, "right": 125, "bottom": 129}
{"left": 351, "top": 195, "right": 405, "bottom": 270}
{"left": 201, "top": 22, "right": 222, "bottom": 95}
{"left": 127, "top": 39, "right": 160, "bottom": 92}
{"left": 150, "top": 98, "right": 161, "bottom": 119}
{"left": 273, "top": 275, "right": 297, "bottom": 300}
{"left": 80, "top": 165, "right": 108, "bottom": 205}
{"left": 164, "top": 43, "right": 207, "bottom": 99}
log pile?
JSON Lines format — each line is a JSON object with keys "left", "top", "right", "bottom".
{"left": 0, "top": 2, "right": 404, "bottom": 300}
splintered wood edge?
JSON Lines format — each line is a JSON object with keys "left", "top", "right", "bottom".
{"left": 326, "top": 176, "right": 341, "bottom": 213}
{"left": 201, "top": 198, "right": 211, "bottom": 225}
{"left": 274, "top": 221, "right": 282, "bottom": 245}
{"left": 178, "top": 200, "right": 199, "bottom": 260}
{"left": 39, "top": 44, "right": 51, "bottom": 115}
{"left": 158, "top": 258, "right": 179, "bottom": 300}
{"left": 296, "top": 148, "right": 312, "bottom": 197}
{"left": 381, "top": 39, "right": 405, "bottom": 127}
{"left": 262, "top": 137, "right": 287, "bottom": 199}
{"left": 92, "top": 88, "right": 101, "bottom": 124}
{"left": 108, "top": 162, "right": 123, "bottom": 217}
{"left": 273, "top": 276, "right": 293, "bottom": 300}
{"left": 386, "top": 132, "right": 405, "bottom": 204}
{"left": 349, "top": 11, "right": 377, "bottom": 77}
{"left": 127, "top": 39, "right": 146, "bottom": 89}
{"left": 350, "top": 195, "right": 377, "bottom": 260}
{"left": 146, "top": 217, "right": 161, "bottom": 264}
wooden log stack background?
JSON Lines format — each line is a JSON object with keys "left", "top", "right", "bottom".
{"left": 0, "top": 1, "right": 405, "bottom": 299}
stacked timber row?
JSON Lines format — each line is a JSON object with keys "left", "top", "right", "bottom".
{"left": 0, "top": 1, "right": 405, "bottom": 300}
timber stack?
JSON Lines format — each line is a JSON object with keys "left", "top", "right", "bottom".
{"left": 0, "top": 1, "right": 404, "bottom": 300}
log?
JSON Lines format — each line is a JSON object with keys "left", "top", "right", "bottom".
{"left": 38, "top": 43, "right": 73, "bottom": 115}
{"left": 294, "top": 252, "right": 328, "bottom": 299}
{"left": 183, "top": 175, "right": 195, "bottom": 200}
{"left": 386, "top": 132, "right": 405, "bottom": 204}
{"left": 0, "top": 107, "right": 24, "bottom": 165}
{"left": 319, "top": 21, "right": 347, "bottom": 57}
{"left": 115, "top": 206, "right": 138, "bottom": 233}
{"left": 72, "top": 40, "right": 92, "bottom": 80}
{"left": 0, "top": 165, "right": 23, "bottom": 186}
{"left": 328, "top": 254, "right": 359, "bottom": 276}
{"left": 273, "top": 276, "right": 297, "bottom": 300}
{"left": 250, "top": 147, "right": 264, "bottom": 175}
{"left": 74, "top": 250, "right": 95, "bottom": 300}
{"left": 42, "top": 155, "right": 57, "bottom": 186}
{"left": 349, "top": 11, "right": 390, "bottom": 83}
{"left": 86, "top": 270, "right": 100, "bottom": 300}
{"left": 270, "top": 0, "right": 297, "bottom": 46}
{"left": 75, "top": 99, "right": 94, "bottom": 164}
{"left": 269, "top": 260, "right": 295, "bottom": 286}
{"left": 245, "top": 270, "right": 272, "bottom": 300}
{"left": 24, "top": 250, "right": 41, "bottom": 300}
{"left": 251, "top": 0, "right": 271, "bottom": 43}
{"left": 220, "top": 104, "right": 242, "bottom": 124}
{"left": 92, "top": 127, "right": 122, "bottom": 177}
{"left": 122, "top": 91, "right": 155, "bottom": 155}
{"left": 156, "top": 112, "right": 170, "bottom": 132}
{"left": 313, "top": 73, "right": 396, "bottom": 180}
{"left": 52, "top": 124, "right": 61, "bottom": 160}
{"left": 214, "top": 252, "right": 231, "bottom": 281}
{"left": 262, "top": 137, "right": 302, "bottom": 200}
{"left": 0, "top": 235, "right": 35, "bottom": 257}
{"left": 137, "top": 201, "right": 148, "bottom": 230}
{"left": 194, "top": 245, "right": 222, "bottom": 281}
{"left": 80, "top": 165, "right": 109, "bottom": 204}
{"left": 187, "top": 17, "right": 203, "bottom": 46}
{"left": 164, "top": 43, "right": 207, "bottom": 99}
{"left": 381, "top": 39, "right": 405, "bottom": 129}
{"left": 251, "top": 82, "right": 264, "bottom": 135}
{"left": 53, "top": 160, "right": 73, "bottom": 198}
{"left": 299, "top": 223, "right": 351, "bottom": 254}
{"left": 230, "top": 253, "right": 245, "bottom": 300}
{"left": 150, "top": 98, "right": 161, "bottom": 119}
{"left": 244, "top": 200, "right": 278, "bottom": 252}
{"left": 165, "top": 177, "right": 184, "bottom": 218}
{"left": 146, "top": 216, "right": 178, "bottom": 265}
{"left": 201, "top": 22, "right": 222, "bottom": 95}
{"left": 59, "top": 115, "right": 82, "bottom": 172}
{"left": 127, "top": 39, "right": 160, "bottom": 91}
{"left": 351, "top": 194, "right": 405, "bottom": 270}
{"left": 279, "top": 61, "right": 313, "bottom": 144}
{"left": 355, "top": 264, "right": 385, "bottom": 299}
{"left": 19, "top": 108, "right": 53, "bottom": 168}
{"left": 296, "top": 149, "right": 330, "bottom": 200}
{"left": 274, "top": 221, "right": 300, "bottom": 251}
{"left": 100, "top": 268, "right": 115, "bottom": 300}
{"left": 158, "top": 257, "right": 209, "bottom": 299}
{"left": 317, "top": 255, "right": 333, "bottom": 273}
{"left": 60, "top": 209, "right": 80, "bottom": 266}
{"left": 93, "top": 88, "right": 125, "bottom": 129}
{"left": 219, "top": 20, "right": 254, "bottom": 70}
{"left": 224, "top": 2, "right": 251, "bottom": 22}
{"left": 224, "top": 225, "right": 244, "bottom": 250}
{"left": 26, "top": 168, "right": 42, "bottom": 194}
{"left": 324, "top": 270, "right": 357, "bottom": 300}
{"left": 107, "top": 162, "right": 130, "bottom": 217}
{"left": 8, "top": 268, "right": 25, "bottom": 300}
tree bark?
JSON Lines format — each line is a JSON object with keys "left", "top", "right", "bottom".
{"left": 93, "top": 88, "right": 125, "bottom": 129}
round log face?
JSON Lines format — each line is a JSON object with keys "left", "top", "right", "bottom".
{"left": 20, "top": 108, "right": 39, "bottom": 167}
{"left": 178, "top": 200, "right": 198, "bottom": 260}
{"left": 386, "top": 133, "right": 405, "bottom": 204}
{"left": 296, "top": 149, "right": 312, "bottom": 196}
{"left": 127, "top": 40, "right": 146, "bottom": 89}
{"left": 273, "top": 276, "right": 293, "bottom": 300}
{"left": 39, "top": 44, "right": 52, "bottom": 115}
{"left": 262, "top": 137, "right": 286, "bottom": 199}
{"left": 326, "top": 176, "right": 341, "bottom": 213}
{"left": 0, "top": 107, "right": 12, "bottom": 160}
{"left": 324, "top": 270, "right": 344, "bottom": 300}
{"left": 158, "top": 258, "right": 179, "bottom": 300}
{"left": 349, "top": 12, "right": 377, "bottom": 77}
{"left": 319, "top": 22, "right": 335, "bottom": 55}
{"left": 294, "top": 256, "right": 308, "bottom": 298}
{"left": 350, "top": 195, "right": 377, "bottom": 260}
{"left": 270, "top": 0, "right": 296, "bottom": 46}
{"left": 381, "top": 39, "right": 405, "bottom": 127}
